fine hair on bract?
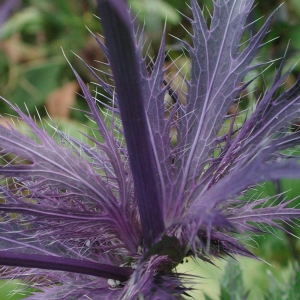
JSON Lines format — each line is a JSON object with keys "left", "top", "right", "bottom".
{"left": 0, "top": 0, "right": 300, "bottom": 299}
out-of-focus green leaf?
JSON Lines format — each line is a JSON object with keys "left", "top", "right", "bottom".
{"left": 0, "top": 7, "right": 44, "bottom": 40}
{"left": 0, "top": 280, "right": 33, "bottom": 300}
{"left": 284, "top": 263, "right": 300, "bottom": 300}
{"left": 290, "top": 0, "right": 300, "bottom": 18}
{"left": 7, "top": 57, "right": 64, "bottom": 112}
{"left": 265, "top": 263, "right": 300, "bottom": 300}
{"left": 220, "top": 259, "right": 248, "bottom": 300}
{"left": 129, "top": 0, "right": 181, "bottom": 25}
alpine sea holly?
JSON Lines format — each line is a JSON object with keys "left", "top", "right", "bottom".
{"left": 0, "top": 0, "right": 300, "bottom": 299}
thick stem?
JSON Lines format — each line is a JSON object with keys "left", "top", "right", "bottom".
{"left": 97, "top": 0, "right": 165, "bottom": 248}
{"left": 0, "top": 251, "right": 133, "bottom": 281}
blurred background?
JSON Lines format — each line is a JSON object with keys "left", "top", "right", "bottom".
{"left": 0, "top": 0, "right": 300, "bottom": 299}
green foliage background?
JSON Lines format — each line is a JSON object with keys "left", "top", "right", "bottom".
{"left": 0, "top": 0, "right": 299, "bottom": 299}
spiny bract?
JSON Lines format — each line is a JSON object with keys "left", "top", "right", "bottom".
{"left": 0, "top": 0, "right": 300, "bottom": 299}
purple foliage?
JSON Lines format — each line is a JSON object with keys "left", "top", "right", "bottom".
{"left": 0, "top": 0, "right": 300, "bottom": 299}
{"left": 0, "top": 0, "right": 18, "bottom": 28}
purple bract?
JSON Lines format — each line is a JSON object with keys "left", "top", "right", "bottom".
{"left": 0, "top": 0, "right": 300, "bottom": 299}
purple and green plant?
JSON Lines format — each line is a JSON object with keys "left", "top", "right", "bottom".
{"left": 0, "top": 0, "right": 300, "bottom": 299}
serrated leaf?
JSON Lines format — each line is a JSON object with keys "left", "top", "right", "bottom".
{"left": 220, "top": 259, "right": 248, "bottom": 300}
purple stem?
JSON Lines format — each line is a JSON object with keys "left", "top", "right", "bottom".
{"left": 0, "top": 251, "right": 133, "bottom": 281}
{"left": 96, "top": 0, "right": 165, "bottom": 248}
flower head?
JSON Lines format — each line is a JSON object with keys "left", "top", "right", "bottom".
{"left": 1, "top": 0, "right": 300, "bottom": 299}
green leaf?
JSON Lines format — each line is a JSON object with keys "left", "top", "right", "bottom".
{"left": 0, "top": 7, "right": 44, "bottom": 40}
{"left": 283, "top": 263, "right": 300, "bottom": 300}
{"left": 264, "top": 270, "right": 283, "bottom": 300}
{"left": 264, "top": 263, "right": 300, "bottom": 300}
{"left": 0, "top": 280, "right": 33, "bottom": 300}
{"left": 204, "top": 294, "right": 214, "bottom": 300}
{"left": 7, "top": 57, "right": 64, "bottom": 112}
{"left": 129, "top": 0, "right": 181, "bottom": 25}
{"left": 220, "top": 259, "right": 248, "bottom": 300}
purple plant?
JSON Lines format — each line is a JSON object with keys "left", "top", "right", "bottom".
{"left": 0, "top": 0, "right": 18, "bottom": 28}
{"left": 0, "top": 0, "right": 300, "bottom": 299}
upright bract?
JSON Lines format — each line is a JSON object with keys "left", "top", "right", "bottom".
{"left": 0, "top": 0, "right": 300, "bottom": 299}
